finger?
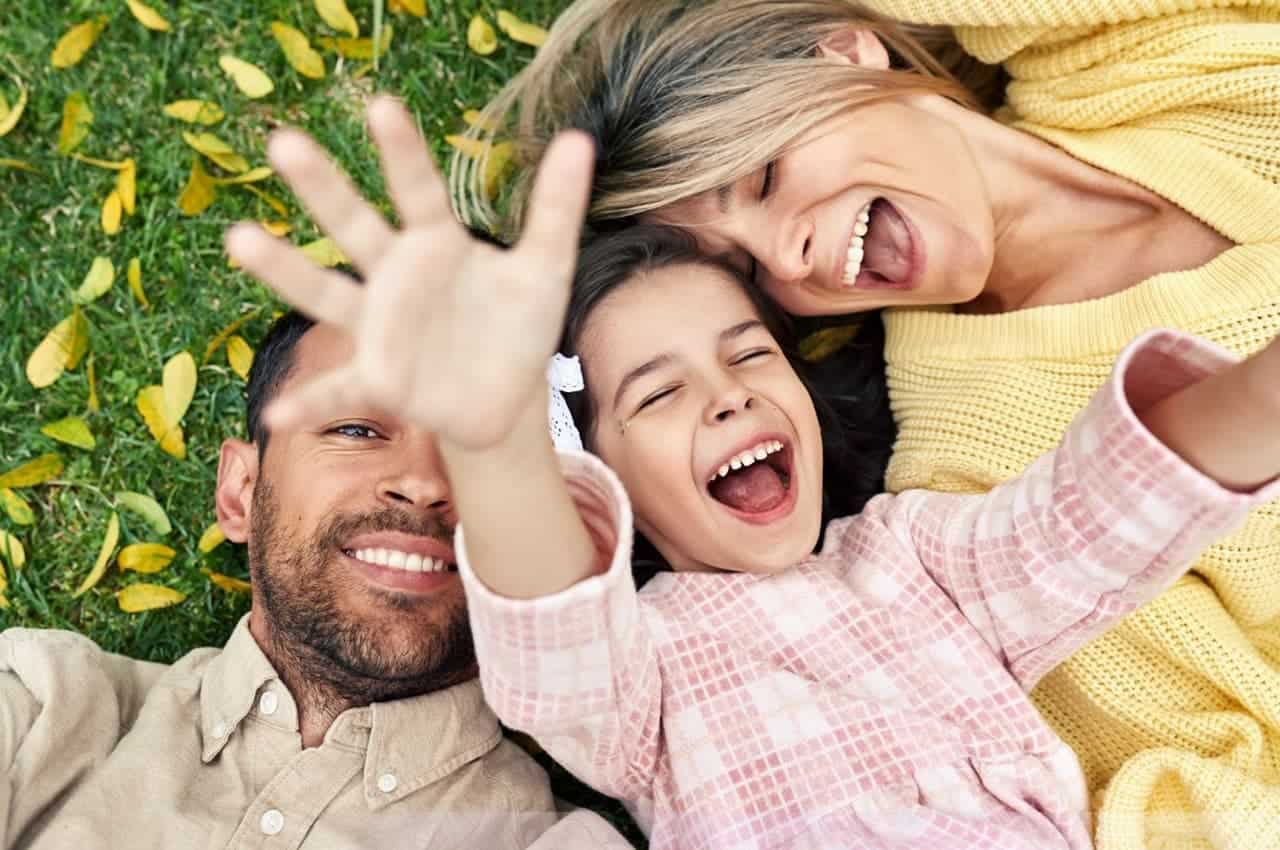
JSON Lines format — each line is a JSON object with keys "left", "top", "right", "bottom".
{"left": 516, "top": 131, "right": 596, "bottom": 282}
{"left": 225, "top": 223, "right": 364, "bottom": 328}
{"left": 262, "top": 365, "right": 367, "bottom": 433}
{"left": 267, "top": 128, "right": 395, "bottom": 275}
{"left": 367, "top": 96, "right": 456, "bottom": 233}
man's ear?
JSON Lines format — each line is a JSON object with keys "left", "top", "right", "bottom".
{"left": 817, "top": 27, "right": 890, "bottom": 70}
{"left": 216, "top": 438, "right": 258, "bottom": 544}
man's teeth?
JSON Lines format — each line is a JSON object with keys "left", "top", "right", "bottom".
{"left": 348, "top": 548, "right": 450, "bottom": 573}
{"left": 843, "top": 201, "right": 873, "bottom": 285}
{"left": 710, "top": 440, "right": 784, "bottom": 483}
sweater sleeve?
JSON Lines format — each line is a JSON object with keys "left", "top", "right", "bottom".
{"left": 856, "top": 0, "right": 1278, "bottom": 28}
{"left": 836, "top": 329, "right": 1280, "bottom": 691}
{"left": 456, "top": 451, "right": 663, "bottom": 813}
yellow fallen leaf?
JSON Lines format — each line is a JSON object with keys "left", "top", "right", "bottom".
{"left": 203, "top": 307, "right": 263, "bottom": 363}
{"left": 271, "top": 22, "right": 326, "bottom": 79}
{"left": 162, "top": 351, "right": 197, "bottom": 425}
{"left": 211, "top": 166, "right": 273, "bottom": 185}
{"left": 315, "top": 0, "right": 359, "bottom": 36}
{"left": 40, "top": 416, "right": 96, "bottom": 450}
{"left": 300, "top": 237, "right": 347, "bottom": 267}
{"left": 496, "top": 10, "right": 548, "bottom": 47}
{"left": 798, "top": 322, "right": 865, "bottom": 362}
{"left": 117, "top": 159, "right": 137, "bottom": 215}
{"left": 72, "top": 256, "right": 114, "bottom": 304}
{"left": 261, "top": 220, "right": 291, "bottom": 236}
{"left": 75, "top": 512, "right": 119, "bottom": 596}
{"left": 118, "top": 543, "right": 175, "bottom": 574}
{"left": 0, "top": 76, "right": 28, "bottom": 137}
{"left": 243, "top": 184, "right": 288, "bottom": 216}
{"left": 102, "top": 190, "right": 123, "bottom": 235}
{"left": 0, "top": 159, "right": 35, "bottom": 171}
{"left": 0, "top": 532, "right": 25, "bottom": 570}
{"left": 65, "top": 307, "right": 90, "bottom": 370}
{"left": 71, "top": 153, "right": 128, "bottom": 170}
{"left": 0, "top": 454, "right": 64, "bottom": 489}
{"left": 198, "top": 522, "right": 226, "bottom": 553}
{"left": 315, "top": 26, "right": 392, "bottom": 60}
{"left": 162, "top": 99, "right": 224, "bottom": 125}
{"left": 117, "top": 583, "right": 186, "bottom": 612}
{"left": 467, "top": 15, "right": 498, "bottom": 55}
{"left": 218, "top": 55, "right": 274, "bottom": 99}
{"left": 1, "top": 489, "right": 34, "bottom": 526}
{"left": 137, "top": 386, "right": 186, "bottom": 459}
{"left": 57, "top": 91, "right": 93, "bottom": 155}
{"left": 115, "top": 491, "right": 171, "bottom": 536}
{"left": 463, "top": 109, "right": 499, "bottom": 132}
{"left": 51, "top": 17, "right": 108, "bottom": 69}
{"left": 226, "top": 335, "right": 254, "bottom": 380}
{"left": 127, "top": 257, "right": 149, "bottom": 310}
{"left": 125, "top": 0, "right": 171, "bottom": 31}
{"left": 26, "top": 309, "right": 88, "bottom": 388}
{"left": 389, "top": 0, "right": 426, "bottom": 16}
{"left": 182, "top": 132, "right": 249, "bottom": 174}
{"left": 87, "top": 353, "right": 100, "bottom": 411}
{"left": 178, "top": 157, "right": 217, "bottom": 216}
{"left": 203, "top": 568, "right": 251, "bottom": 593}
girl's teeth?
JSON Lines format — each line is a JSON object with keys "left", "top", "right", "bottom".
{"left": 709, "top": 441, "right": 787, "bottom": 483}
{"left": 718, "top": 464, "right": 730, "bottom": 478}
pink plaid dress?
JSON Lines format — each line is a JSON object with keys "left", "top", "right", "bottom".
{"left": 458, "top": 331, "right": 1279, "bottom": 850}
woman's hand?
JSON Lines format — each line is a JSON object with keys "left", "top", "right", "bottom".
{"left": 225, "top": 95, "right": 594, "bottom": 451}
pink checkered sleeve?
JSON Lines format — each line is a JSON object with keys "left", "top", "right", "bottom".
{"left": 456, "top": 451, "right": 662, "bottom": 807}
{"left": 837, "top": 329, "right": 1280, "bottom": 690}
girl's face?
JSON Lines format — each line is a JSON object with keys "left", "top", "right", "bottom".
{"left": 649, "top": 97, "right": 996, "bottom": 317}
{"left": 578, "top": 263, "right": 824, "bottom": 574}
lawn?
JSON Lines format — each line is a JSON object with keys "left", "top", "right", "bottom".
{"left": 0, "top": 0, "right": 570, "bottom": 658}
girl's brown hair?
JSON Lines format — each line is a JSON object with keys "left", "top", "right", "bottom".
{"left": 450, "top": 0, "right": 1004, "bottom": 236}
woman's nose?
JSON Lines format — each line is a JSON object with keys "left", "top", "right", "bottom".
{"left": 758, "top": 216, "right": 815, "bottom": 285}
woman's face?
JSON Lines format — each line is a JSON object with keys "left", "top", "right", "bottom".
{"left": 578, "top": 263, "right": 824, "bottom": 575}
{"left": 650, "top": 97, "right": 997, "bottom": 316}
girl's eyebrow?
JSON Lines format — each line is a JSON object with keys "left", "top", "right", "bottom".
{"left": 610, "top": 319, "right": 764, "bottom": 413}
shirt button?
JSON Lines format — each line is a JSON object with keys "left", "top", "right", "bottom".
{"left": 259, "top": 690, "right": 279, "bottom": 716}
{"left": 377, "top": 772, "right": 398, "bottom": 793}
{"left": 260, "top": 809, "right": 285, "bottom": 836}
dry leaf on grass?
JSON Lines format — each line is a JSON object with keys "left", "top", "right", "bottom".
{"left": 300, "top": 237, "right": 347, "bottom": 267}
{"left": 0, "top": 532, "right": 25, "bottom": 570}
{"left": 125, "top": 0, "right": 172, "bottom": 31}
{"left": 127, "top": 258, "right": 150, "bottom": 310}
{"left": 163, "top": 100, "right": 224, "bottom": 125}
{"left": 204, "top": 569, "right": 251, "bottom": 593}
{"left": 72, "top": 256, "right": 114, "bottom": 304}
{"left": 57, "top": 91, "right": 93, "bottom": 155}
{"left": 202, "top": 307, "right": 263, "bottom": 363}
{"left": 1, "top": 489, "right": 34, "bottom": 525}
{"left": 26, "top": 309, "right": 88, "bottom": 388}
{"left": 118, "top": 543, "right": 176, "bottom": 574}
{"left": 102, "top": 190, "right": 123, "bottom": 234}
{"left": 198, "top": 522, "right": 226, "bottom": 553}
{"left": 315, "top": 26, "right": 393, "bottom": 60}
{"left": 87, "top": 354, "right": 100, "bottom": 411}
{"left": 219, "top": 55, "right": 274, "bottom": 99}
{"left": 315, "top": 0, "right": 360, "bottom": 37}
{"left": 467, "top": 16, "right": 497, "bottom": 55}
{"left": 117, "top": 583, "right": 186, "bottom": 612}
{"left": 51, "top": 17, "right": 107, "bottom": 68}
{"left": 496, "top": 11, "right": 548, "bottom": 47}
{"left": 117, "top": 159, "right": 137, "bottom": 215}
{"left": 182, "top": 132, "right": 249, "bottom": 173}
{"left": 389, "top": 0, "right": 426, "bottom": 16}
{"left": 226, "top": 335, "right": 254, "bottom": 380}
{"left": 272, "top": 22, "right": 326, "bottom": 79}
{"left": 0, "top": 75, "right": 28, "bottom": 137}
{"left": 0, "top": 454, "right": 64, "bottom": 489}
{"left": 40, "top": 416, "right": 96, "bottom": 450}
{"left": 75, "top": 512, "right": 119, "bottom": 596}
{"left": 137, "top": 386, "right": 186, "bottom": 459}
{"left": 115, "top": 491, "right": 171, "bottom": 536}
{"left": 178, "top": 157, "right": 217, "bottom": 215}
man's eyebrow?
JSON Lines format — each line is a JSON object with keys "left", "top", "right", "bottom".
{"left": 612, "top": 353, "right": 674, "bottom": 413}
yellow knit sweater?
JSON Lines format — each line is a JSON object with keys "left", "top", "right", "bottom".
{"left": 858, "top": 0, "right": 1280, "bottom": 847}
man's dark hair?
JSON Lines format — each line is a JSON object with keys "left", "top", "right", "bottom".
{"left": 244, "top": 227, "right": 507, "bottom": 453}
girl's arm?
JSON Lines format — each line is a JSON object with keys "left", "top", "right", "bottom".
{"left": 843, "top": 328, "right": 1280, "bottom": 691}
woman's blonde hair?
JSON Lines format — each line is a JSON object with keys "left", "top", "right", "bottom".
{"left": 451, "top": 0, "right": 1004, "bottom": 238}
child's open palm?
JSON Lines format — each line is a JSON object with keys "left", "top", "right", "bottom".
{"left": 225, "top": 96, "right": 594, "bottom": 450}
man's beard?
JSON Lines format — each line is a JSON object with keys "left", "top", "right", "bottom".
{"left": 248, "top": 477, "right": 476, "bottom": 710}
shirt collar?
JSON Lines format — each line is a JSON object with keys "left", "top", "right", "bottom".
{"left": 199, "top": 615, "right": 503, "bottom": 809}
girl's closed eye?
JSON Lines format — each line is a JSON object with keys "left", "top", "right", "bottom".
{"left": 731, "top": 347, "right": 775, "bottom": 366}
{"left": 637, "top": 384, "right": 682, "bottom": 413}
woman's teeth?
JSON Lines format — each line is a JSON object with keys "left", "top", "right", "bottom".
{"left": 709, "top": 440, "right": 784, "bottom": 483}
{"left": 348, "top": 547, "right": 451, "bottom": 573}
{"left": 842, "top": 202, "right": 873, "bottom": 285}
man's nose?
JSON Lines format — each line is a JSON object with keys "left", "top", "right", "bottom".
{"left": 377, "top": 432, "right": 453, "bottom": 516}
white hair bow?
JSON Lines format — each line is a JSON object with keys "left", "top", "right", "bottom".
{"left": 547, "top": 353, "right": 585, "bottom": 451}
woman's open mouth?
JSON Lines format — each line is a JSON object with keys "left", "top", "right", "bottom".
{"left": 841, "top": 197, "right": 920, "bottom": 291}
{"left": 705, "top": 437, "right": 798, "bottom": 526}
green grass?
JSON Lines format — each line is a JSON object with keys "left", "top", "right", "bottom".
{"left": 0, "top": 0, "right": 569, "bottom": 657}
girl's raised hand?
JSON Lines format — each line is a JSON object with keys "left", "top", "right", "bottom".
{"left": 225, "top": 96, "right": 594, "bottom": 451}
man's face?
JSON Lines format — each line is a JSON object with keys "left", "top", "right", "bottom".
{"left": 217, "top": 323, "right": 473, "bottom": 704}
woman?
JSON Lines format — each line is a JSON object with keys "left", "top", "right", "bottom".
{"left": 453, "top": 1, "right": 1280, "bottom": 847}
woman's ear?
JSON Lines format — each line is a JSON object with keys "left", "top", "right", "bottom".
{"left": 216, "top": 438, "right": 258, "bottom": 543}
{"left": 817, "top": 27, "right": 891, "bottom": 70}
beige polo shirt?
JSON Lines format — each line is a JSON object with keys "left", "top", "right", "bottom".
{"left": 0, "top": 616, "right": 631, "bottom": 849}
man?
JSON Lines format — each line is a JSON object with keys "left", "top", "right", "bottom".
{"left": 0, "top": 308, "right": 633, "bottom": 849}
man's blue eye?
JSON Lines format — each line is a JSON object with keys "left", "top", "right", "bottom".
{"left": 332, "top": 424, "right": 378, "bottom": 439}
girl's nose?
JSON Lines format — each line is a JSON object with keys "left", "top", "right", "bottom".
{"left": 703, "top": 380, "right": 756, "bottom": 426}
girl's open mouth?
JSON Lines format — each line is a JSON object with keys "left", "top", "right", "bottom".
{"left": 706, "top": 437, "right": 797, "bottom": 526}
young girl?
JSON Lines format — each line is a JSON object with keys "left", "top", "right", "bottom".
{"left": 228, "top": 101, "right": 1280, "bottom": 850}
